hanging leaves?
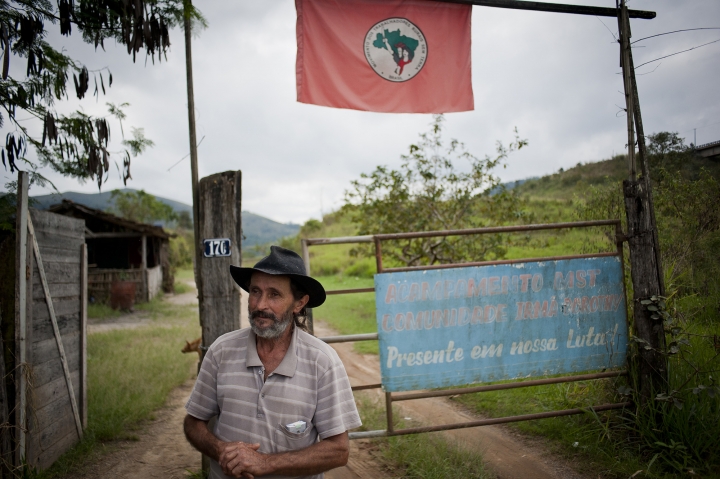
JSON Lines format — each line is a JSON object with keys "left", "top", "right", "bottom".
{"left": 4, "top": 133, "right": 26, "bottom": 173}
{"left": 19, "top": 15, "right": 43, "bottom": 47}
{"left": 74, "top": 66, "right": 89, "bottom": 99}
{"left": 1, "top": 23, "right": 9, "bottom": 80}
{"left": 123, "top": 151, "right": 132, "bottom": 185}
{"left": 42, "top": 112, "right": 58, "bottom": 146}
{"left": 58, "top": 0, "right": 74, "bottom": 36}
{"left": 95, "top": 118, "right": 110, "bottom": 146}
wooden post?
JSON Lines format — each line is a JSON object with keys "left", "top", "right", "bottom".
{"left": 198, "top": 171, "right": 241, "bottom": 475}
{"left": 300, "top": 239, "right": 314, "bottom": 335}
{"left": 80, "top": 244, "right": 88, "bottom": 430}
{"left": 141, "top": 234, "right": 148, "bottom": 301}
{"left": 625, "top": 17, "right": 665, "bottom": 298}
{"left": 0, "top": 309, "right": 10, "bottom": 475}
{"left": 14, "top": 170, "right": 29, "bottom": 465}
{"left": 618, "top": 0, "right": 666, "bottom": 401}
{"left": 184, "top": 0, "right": 203, "bottom": 306}
{"left": 198, "top": 171, "right": 243, "bottom": 348}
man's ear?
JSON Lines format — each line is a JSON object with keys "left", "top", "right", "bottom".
{"left": 293, "top": 294, "right": 310, "bottom": 314}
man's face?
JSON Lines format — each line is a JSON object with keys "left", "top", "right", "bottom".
{"left": 247, "top": 272, "right": 308, "bottom": 339}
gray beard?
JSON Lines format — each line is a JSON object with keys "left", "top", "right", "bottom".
{"left": 249, "top": 307, "right": 294, "bottom": 339}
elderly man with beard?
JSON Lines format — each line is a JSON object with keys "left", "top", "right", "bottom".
{"left": 183, "top": 246, "right": 361, "bottom": 479}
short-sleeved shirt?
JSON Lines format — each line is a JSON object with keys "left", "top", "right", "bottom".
{"left": 185, "top": 326, "right": 362, "bottom": 479}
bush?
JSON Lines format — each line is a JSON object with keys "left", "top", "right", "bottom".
{"left": 343, "top": 257, "right": 377, "bottom": 278}
{"left": 169, "top": 230, "right": 193, "bottom": 272}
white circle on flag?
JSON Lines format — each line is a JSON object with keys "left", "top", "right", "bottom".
{"left": 364, "top": 18, "right": 427, "bottom": 82}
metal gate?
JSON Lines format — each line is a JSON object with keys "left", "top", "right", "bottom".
{"left": 301, "top": 219, "right": 632, "bottom": 439}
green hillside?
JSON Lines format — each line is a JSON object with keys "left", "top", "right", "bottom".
{"left": 28, "top": 189, "right": 299, "bottom": 247}
{"left": 513, "top": 149, "right": 720, "bottom": 201}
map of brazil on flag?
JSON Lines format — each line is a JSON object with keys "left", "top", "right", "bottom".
{"left": 296, "top": 0, "right": 474, "bottom": 113}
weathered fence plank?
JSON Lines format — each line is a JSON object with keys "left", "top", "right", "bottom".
{"left": 31, "top": 229, "right": 84, "bottom": 249}
{"left": 26, "top": 245, "right": 81, "bottom": 264}
{"left": 31, "top": 371, "right": 80, "bottom": 417}
{"left": 28, "top": 425, "right": 77, "bottom": 470}
{"left": 33, "top": 314, "right": 80, "bottom": 342}
{"left": 31, "top": 282, "right": 81, "bottom": 301}
{"left": 30, "top": 210, "right": 85, "bottom": 236}
{"left": 30, "top": 347, "right": 80, "bottom": 389}
{"left": 30, "top": 261, "right": 80, "bottom": 285}
{"left": 30, "top": 333, "right": 80, "bottom": 383}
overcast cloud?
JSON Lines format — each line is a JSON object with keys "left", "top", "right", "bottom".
{"left": 2, "top": 0, "right": 719, "bottom": 224}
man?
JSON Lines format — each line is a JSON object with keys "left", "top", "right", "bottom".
{"left": 184, "top": 246, "right": 362, "bottom": 479}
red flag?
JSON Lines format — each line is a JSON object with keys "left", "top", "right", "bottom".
{"left": 296, "top": 0, "right": 474, "bottom": 113}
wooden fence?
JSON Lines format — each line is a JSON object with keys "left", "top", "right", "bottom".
{"left": 23, "top": 209, "right": 86, "bottom": 469}
{"left": 1, "top": 181, "right": 87, "bottom": 474}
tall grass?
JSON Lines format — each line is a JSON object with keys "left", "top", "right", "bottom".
{"left": 33, "top": 275, "right": 200, "bottom": 478}
{"left": 86, "top": 325, "right": 198, "bottom": 441}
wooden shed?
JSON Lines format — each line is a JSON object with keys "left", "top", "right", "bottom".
{"left": 48, "top": 200, "right": 174, "bottom": 303}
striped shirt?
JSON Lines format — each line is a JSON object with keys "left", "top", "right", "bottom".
{"left": 185, "top": 326, "right": 362, "bottom": 479}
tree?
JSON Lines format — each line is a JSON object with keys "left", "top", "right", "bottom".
{"left": 176, "top": 209, "right": 192, "bottom": 229}
{"left": 578, "top": 132, "right": 720, "bottom": 295}
{"left": 0, "top": 0, "right": 205, "bottom": 190}
{"left": 344, "top": 115, "right": 529, "bottom": 267}
{"left": 110, "top": 188, "right": 176, "bottom": 224}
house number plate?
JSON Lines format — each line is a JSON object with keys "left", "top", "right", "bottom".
{"left": 203, "top": 238, "right": 231, "bottom": 258}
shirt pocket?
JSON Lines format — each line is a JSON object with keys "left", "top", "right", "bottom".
{"left": 274, "top": 422, "right": 317, "bottom": 451}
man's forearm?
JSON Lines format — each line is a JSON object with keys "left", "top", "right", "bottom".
{"left": 219, "top": 432, "right": 349, "bottom": 477}
{"left": 184, "top": 414, "right": 222, "bottom": 461}
{"left": 244, "top": 432, "right": 349, "bottom": 477}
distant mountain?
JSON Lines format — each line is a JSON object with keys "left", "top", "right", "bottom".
{"left": 30, "top": 189, "right": 193, "bottom": 215}
{"left": 30, "top": 189, "right": 299, "bottom": 247}
{"left": 242, "top": 212, "right": 299, "bottom": 247}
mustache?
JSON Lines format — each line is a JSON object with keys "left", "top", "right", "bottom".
{"left": 250, "top": 310, "right": 280, "bottom": 321}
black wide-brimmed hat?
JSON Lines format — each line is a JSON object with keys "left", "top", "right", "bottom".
{"left": 229, "top": 246, "right": 326, "bottom": 308}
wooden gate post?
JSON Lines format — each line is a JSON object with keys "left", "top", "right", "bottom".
{"left": 14, "top": 171, "right": 29, "bottom": 465}
{"left": 618, "top": 1, "right": 666, "bottom": 401}
{"left": 197, "top": 170, "right": 243, "bottom": 347}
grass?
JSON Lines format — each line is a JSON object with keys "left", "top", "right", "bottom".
{"left": 87, "top": 302, "right": 122, "bottom": 319}
{"left": 354, "top": 392, "right": 493, "bottom": 478}
{"left": 33, "top": 275, "right": 201, "bottom": 478}
{"left": 314, "top": 275, "right": 378, "bottom": 354}
{"left": 175, "top": 267, "right": 195, "bottom": 282}
{"left": 86, "top": 324, "right": 198, "bottom": 440}
{"left": 174, "top": 281, "right": 192, "bottom": 295}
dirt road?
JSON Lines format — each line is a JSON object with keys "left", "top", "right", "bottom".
{"left": 72, "top": 287, "right": 585, "bottom": 479}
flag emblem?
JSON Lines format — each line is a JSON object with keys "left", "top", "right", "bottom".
{"left": 364, "top": 18, "right": 428, "bottom": 82}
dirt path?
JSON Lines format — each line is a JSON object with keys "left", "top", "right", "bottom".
{"left": 77, "top": 287, "right": 585, "bottom": 479}
{"left": 314, "top": 322, "right": 585, "bottom": 479}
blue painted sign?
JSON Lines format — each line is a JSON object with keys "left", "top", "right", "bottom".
{"left": 203, "top": 238, "right": 231, "bottom": 258}
{"left": 375, "top": 256, "right": 628, "bottom": 392}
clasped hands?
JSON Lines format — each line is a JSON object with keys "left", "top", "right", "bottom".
{"left": 219, "top": 441, "right": 267, "bottom": 478}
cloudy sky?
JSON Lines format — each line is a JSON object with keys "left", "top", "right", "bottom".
{"left": 3, "top": 0, "right": 719, "bottom": 224}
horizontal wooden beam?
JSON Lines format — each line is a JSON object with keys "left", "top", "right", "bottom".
{"left": 435, "top": 0, "right": 656, "bottom": 19}
{"left": 86, "top": 232, "right": 143, "bottom": 239}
